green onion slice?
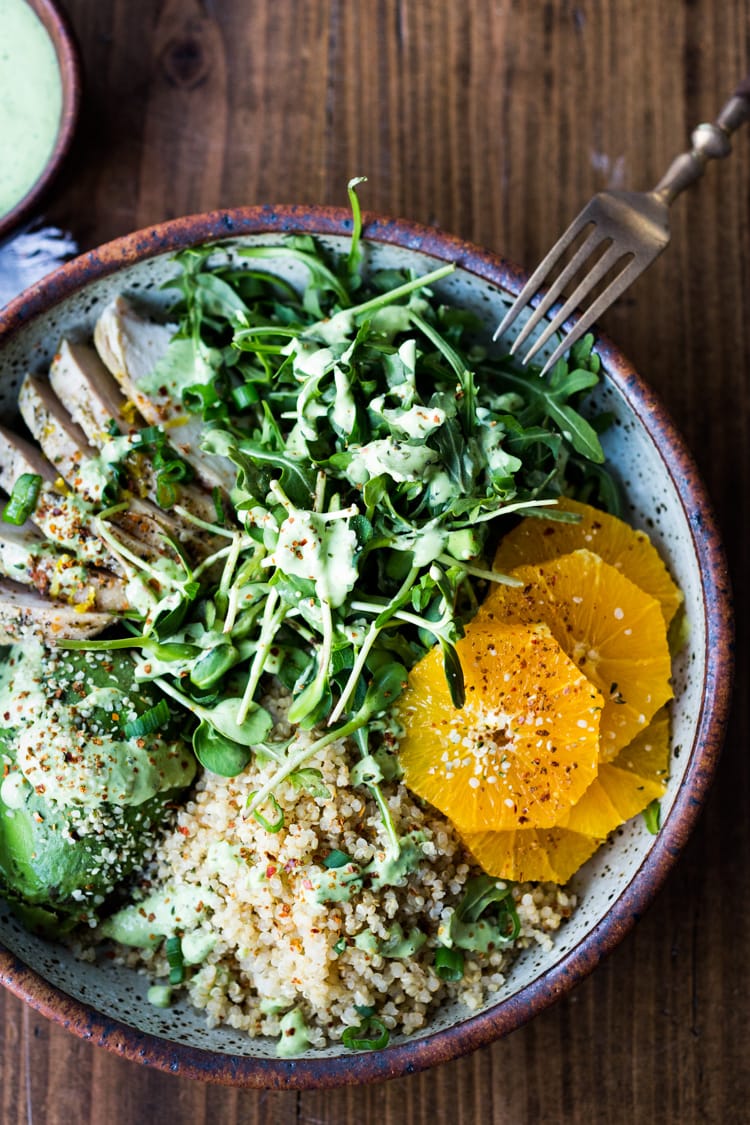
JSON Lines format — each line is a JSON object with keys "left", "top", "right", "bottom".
{"left": 342, "top": 1016, "right": 390, "bottom": 1051}
{"left": 434, "top": 945, "right": 464, "bottom": 981}
{"left": 147, "top": 984, "right": 172, "bottom": 1008}
{"left": 165, "top": 935, "right": 184, "bottom": 985}
{"left": 123, "top": 699, "right": 170, "bottom": 739}
{"left": 131, "top": 425, "right": 163, "bottom": 446}
{"left": 643, "top": 798, "right": 661, "bottom": 835}
{"left": 2, "top": 473, "right": 42, "bottom": 526}
{"left": 247, "top": 791, "right": 284, "bottom": 832}
{"left": 232, "top": 382, "right": 260, "bottom": 410}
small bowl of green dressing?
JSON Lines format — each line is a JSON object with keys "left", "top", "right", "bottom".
{"left": 0, "top": 0, "right": 80, "bottom": 242}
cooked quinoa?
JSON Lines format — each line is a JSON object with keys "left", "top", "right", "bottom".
{"left": 100, "top": 691, "right": 576, "bottom": 1050}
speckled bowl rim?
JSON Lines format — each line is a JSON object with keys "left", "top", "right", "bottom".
{"left": 0, "top": 0, "right": 82, "bottom": 243}
{"left": 0, "top": 205, "right": 735, "bottom": 1088}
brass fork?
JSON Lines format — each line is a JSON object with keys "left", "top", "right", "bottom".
{"left": 496, "top": 76, "right": 750, "bottom": 375}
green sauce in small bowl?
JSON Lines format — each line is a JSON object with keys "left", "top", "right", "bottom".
{"left": 0, "top": 0, "right": 78, "bottom": 235}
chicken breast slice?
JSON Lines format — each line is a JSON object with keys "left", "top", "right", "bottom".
{"left": 0, "top": 521, "right": 129, "bottom": 612}
{"left": 49, "top": 338, "right": 140, "bottom": 443}
{"left": 50, "top": 337, "right": 227, "bottom": 527}
{"left": 19, "top": 373, "right": 198, "bottom": 556}
{"left": 94, "top": 296, "right": 236, "bottom": 492}
{"left": 0, "top": 425, "right": 131, "bottom": 574}
{"left": 0, "top": 578, "right": 113, "bottom": 643}
{"left": 19, "top": 373, "right": 112, "bottom": 504}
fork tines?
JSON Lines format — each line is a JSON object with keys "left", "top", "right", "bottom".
{"left": 494, "top": 195, "right": 657, "bottom": 375}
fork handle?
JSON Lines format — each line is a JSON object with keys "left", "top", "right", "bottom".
{"left": 652, "top": 77, "right": 750, "bottom": 205}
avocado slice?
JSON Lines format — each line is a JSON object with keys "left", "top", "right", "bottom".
{"left": 0, "top": 780, "right": 185, "bottom": 926}
{"left": 0, "top": 644, "right": 196, "bottom": 929}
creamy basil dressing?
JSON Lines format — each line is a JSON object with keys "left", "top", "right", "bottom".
{"left": 264, "top": 507, "right": 359, "bottom": 608}
{"left": 99, "top": 883, "right": 217, "bottom": 946}
{"left": 0, "top": 0, "right": 63, "bottom": 217}
{"left": 277, "top": 1008, "right": 311, "bottom": 1057}
{"left": 345, "top": 437, "right": 438, "bottom": 485}
{"left": 0, "top": 644, "right": 195, "bottom": 807}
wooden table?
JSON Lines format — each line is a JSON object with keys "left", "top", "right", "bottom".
{"left": 1, "top": 2, "right": 748, "bottom": 1121}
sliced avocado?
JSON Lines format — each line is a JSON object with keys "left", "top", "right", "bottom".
{"left": 0, "top": 644, "right": 196, "bottom": 929}
{"left": 0, "top": 781, "right": 185, "bottom": 924}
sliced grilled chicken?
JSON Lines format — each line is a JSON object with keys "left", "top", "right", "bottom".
{"left": 94, "top": 296, "right": 235, "bottom": 492}
{"left": 50, "top": 338, "right": 226, "bottom": 527}
{"left": 0, "top": 521, "right": 129, "bottom": 612}
{"left": 18, "top": 373, "right": 194, "bottom": 555}
{"left": 0, "top": 423, "right": 113, "bottom": 570}
{"left": 0, "top": 520, "right": 47, "bottom": 581}
{"left": 0, "top": 578, "right": 113, "bottom": 643}
{"left": 49, "top": 339, "right": 139, "bottom": 443}
{"left": 0, "top": 424, "right": 150, "bottom": 575}
{"left": 19, "top": 373, "right": 111, "bottom": 504}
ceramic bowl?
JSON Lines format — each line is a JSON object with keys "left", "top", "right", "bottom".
{"left": 0, "top": 207, "right": 733, "bottom": 1087}
{"left": 0, "top": 0, "right": 81, "bottom": 242}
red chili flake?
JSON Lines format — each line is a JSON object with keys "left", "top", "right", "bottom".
{"left": 266, "top": 865, "right": 277, "bottom": 878}
{"left": 178, "top": 826, "right": 190, "bottom": 837}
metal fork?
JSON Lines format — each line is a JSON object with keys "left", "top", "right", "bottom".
{"left": 495, "top": 76, "right": 750, "bottom": 375}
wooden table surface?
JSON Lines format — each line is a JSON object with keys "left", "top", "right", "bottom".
{"left": 1, "top": 1, "right": 748, "bottom": 1122}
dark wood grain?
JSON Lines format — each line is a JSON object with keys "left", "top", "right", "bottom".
{"left": 1, "top": 1, "right": 748, "bottom": 1121}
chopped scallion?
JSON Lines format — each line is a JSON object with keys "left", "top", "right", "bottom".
{"left": 232, "top": 382, "right": 260, "bottom": 410}
{"left": 247, "top": 791, "right": 284, "bottom": 832}
{"left": 147, "top": 984, "right": 173, "bottom": 1008}
{"left": 342, "top": 1015, "right": 390, "bottom": 1051}
{"left": 165, "top": 935, "right": 184, "bottom": 985}
{"left": 434, "top": 945, "right": 464, "bottom": 981}
{"left": 2, "top": 473, "right": 42, "bottom": 526}
{"left": 132, "top": 425, "right": 163, "bottom": 446}
{"left": 643, "top": 798, "right": 661, "bottom": 835}
{"left": 123, "top": 699, "right": 171, "bottom": 739}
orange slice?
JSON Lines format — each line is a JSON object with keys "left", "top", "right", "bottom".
{"left": 461, "top": 709, "right": 671, "bottom": 882}
{"left": 493, "top": 497, "right": 683, "bottom": 627}
{"left": 459, "top": 823, "right": 599, "bottom": 885}
{"left": 475, "top": 549, "right": 672, "bottom": 760}
{"left": 561, "top": 708, "right": 670, "bottom": 834}
{"left": 396, "top": 619, "right": 603, "bottom": 832}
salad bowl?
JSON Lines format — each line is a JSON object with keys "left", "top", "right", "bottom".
{"left": 0, "top": 206, "right": 733, "bottom": 1087}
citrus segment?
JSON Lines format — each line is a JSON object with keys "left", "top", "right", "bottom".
{"left": 396, "top": 620, "right": 603, "bottom": 832}
{"left": 460, "top": 824, "right": 599, "bottom": 884}
{"left": 460, "top": 709, "right": 671, "bottom": 882}
{"left": 476, "top": 549, "right": 673, "bottom": 760}
{"left": 560, "top": 708, "right": 670, "bottom": 834}
{"left": 493, "top": 497, "right": 683, "bottom": 627}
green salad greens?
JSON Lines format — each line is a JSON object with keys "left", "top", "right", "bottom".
{"left": 59, "top": 184, "right": 613, "bottom": 858}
